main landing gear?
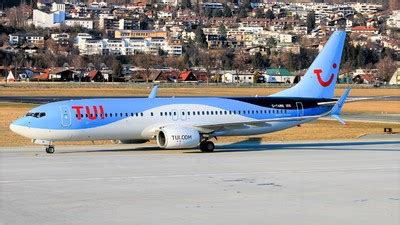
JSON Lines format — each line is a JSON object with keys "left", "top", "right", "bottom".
{"left": 45, "top": 145, "right": 55, "bottom": 154}
{"left": 199, "top": 140, "right": 215, "bottom": 152}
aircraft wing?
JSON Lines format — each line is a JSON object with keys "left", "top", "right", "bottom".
{"left": 193, "top": 115, "right": 323, "bottom": 132}
{"left": 193, "top": 88, "right": 354, "bottom": 133}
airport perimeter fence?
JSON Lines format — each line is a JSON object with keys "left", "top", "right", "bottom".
{"left": 1, "top": 82, "right": 400, "bottom": 89}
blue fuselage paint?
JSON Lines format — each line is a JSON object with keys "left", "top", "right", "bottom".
{"left": 11, "top": 96, "right": 334, "bottom": 140}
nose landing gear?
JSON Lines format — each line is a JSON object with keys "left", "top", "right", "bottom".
{"left": 45, "top": 145, "right": 55, "bottom": 154}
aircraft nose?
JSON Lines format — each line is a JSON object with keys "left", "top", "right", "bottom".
{"left": 10, "top": 118, "right": 29, "bottom": 136}
{"left": 9, "top": 122, "right": 19, "bottom": 133}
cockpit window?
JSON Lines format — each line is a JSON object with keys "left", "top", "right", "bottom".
{"left": 26, "top": 112, "right": 46, "bottom": 118}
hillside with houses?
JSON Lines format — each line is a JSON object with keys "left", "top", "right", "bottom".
{"left": 0, "top": 0, "right": 399, "bottom": 85}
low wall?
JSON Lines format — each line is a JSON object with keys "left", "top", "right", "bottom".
{"left": 1, "top": 82, "right": 399, "bottom": 89}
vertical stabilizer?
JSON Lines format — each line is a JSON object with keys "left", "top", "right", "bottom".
{"left": 271, "top": 31, "right": 346, "bottom": 99}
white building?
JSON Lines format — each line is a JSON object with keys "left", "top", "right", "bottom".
{"left": 51, "top": 3, "right": 65, "bottom": 12}
{"left": 157, "top": 11, "right": 173, "bottom": 19}
{"left": 75, "top": 33, "right": 94, "bottom": 48}
{"left": 237, "top": 26, "right": 264, "bottom": 34}
{"left": 78, "top": 38, "right": 182, "bottom": 56}
{"left": 79, "top": 39, "right": 102, "bottom": 55}
{"left": 389, "top": 68, "right": 400, "bottom": 85}
{"left": 158, "top": 0, "right": 178, "bottom": 6}
{"left": 223, "top": 72, "right": 254, "bottom": 84}
{"left": 9, "top": 33, "right": 45, "bottom": 46}
{"left": 51, "top": 33, "right": 70, "bottom": 41}
{"left": 279, "top": 34, "right": 294, "bottom": 43}
{"left": 33, "top": 9, "right": 65, "bottom": 28}
{"left": 65, "top": 19, "right": 94, "bottom": 29}
{"left": 351, "top": 3, "right": 382, "bottom": 14}
{"left": 387, "top": 10, "right": 400, "bottom": 29}
{"left": 293, "top": 25, "right": 308, "bottom": 35}
{"left": 51, "top": 33, "right": 70, "bottom": 45}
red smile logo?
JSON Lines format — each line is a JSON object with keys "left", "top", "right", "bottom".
{"left": 313, "top": 63, "right": 337, "bottom": 87}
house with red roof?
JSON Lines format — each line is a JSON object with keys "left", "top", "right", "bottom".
{"left": 192, "top": 70, "right": 209, "bottom": 82}
{"left": 31, "top": 67, "right": 74, "bottom": 81}
{"left": 83, "top": 70, "right": 104, "bottom": 82}
{"left": 178, "top": 70, "right": 197, "bottom": 82}
{"left": 351, "top": 26, "right": 378, "bottom": 36}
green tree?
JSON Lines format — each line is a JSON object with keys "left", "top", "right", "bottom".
{"left": 139, "top": 17, "right": 150, "bottom": 30}
{"left": 111, "top": 58, "right": 122, "bottom": 81}
{"left": 195, "top": 26, "right": 207, "bottom": 48}
{"left": 241, "top": 0, "right": 252, "bottom": 10}
{"left": 265, "top": 9, "right": 274, "bottom": 19}
{"left": 181, "top": 0, "right": 192, "bottom": 9}
{"left": 253, "top": 71, "right": 261, "bottom": 83}
{"left": 212, "top": 9, "right": 223, "bottom": 17}
{"left": 238, "top": 8, "right": 248, "bottom": 18}
{"left": 266, "top": 37, "right": 277, "bottom": 48}
{"left": 221, "top": 49, "right": 235, "bottom": 69}
{"left": 222, "top": 4, "right": 232, "bottom": 17}
{"left": 205, "top": 8, "right": 213, "bottom": 17}
{"left": 306, "top": 10, "right": 316, "bottom": 34}
{"left": 219, "top": 24, "right": 227, "bottom": 41}
{"left": 255, "top": 8, "right": 264, "bottom": 18}
{"left": 252, "top": 52, "right": 265, "bottom": 69}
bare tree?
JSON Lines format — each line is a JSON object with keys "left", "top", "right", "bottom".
{"left": 135, "top": 54, "right": 162, "bottom": 83}
{"left": 0, "top": 34, "right": 9, "bottom": 47}
{"left": 233, "top": 53, "right": 248, "bottom": 83}
{"left": 165, "top": 56, "right": 188, "bottom": 71}
{"left": 45, "top": 39, "right": 59, "bottom": 54}
{"left": 199, "top": 51, "right": 216, "bottom": 84}
{"left": 5, "top": 5, "right": 29, "bottom": 28}
{"left": 71, "top": 55, "right": 84, "bottom": 70}
{"left": 375, "top": 56, "right": 397, "bottom": 82}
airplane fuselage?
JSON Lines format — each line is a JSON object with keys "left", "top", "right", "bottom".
{"left": 11, "top": 96, "right": 334, "bottom": 143}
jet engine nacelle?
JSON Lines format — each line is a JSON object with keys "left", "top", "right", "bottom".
{"left": 156, "top": 127, "right": 200, "bottom": 149}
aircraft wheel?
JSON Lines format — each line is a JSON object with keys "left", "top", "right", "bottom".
{"left": 46, "top": 146, "right": 55, "bottom": 154}
{"left": 200, "top": 141, "right": 215, "bottom": 153}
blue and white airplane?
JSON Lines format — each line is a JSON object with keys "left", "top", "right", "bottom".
{"left": 10, "top": 31, "right": 350, "bottom": 154}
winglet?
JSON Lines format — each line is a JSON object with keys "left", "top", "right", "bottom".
{"left": 148, "top": 85, "right": 159, "bottom": 98}
{"left": 330, "top": 87, "right": 351, "bottom": 125}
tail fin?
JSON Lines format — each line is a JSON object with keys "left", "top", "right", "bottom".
{"left": 271, "top": 31, "right": 347, "bottom": 99}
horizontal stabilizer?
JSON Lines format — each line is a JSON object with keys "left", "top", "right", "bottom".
{"left": 329, "top": 87, "right": 351, "bottom": 125}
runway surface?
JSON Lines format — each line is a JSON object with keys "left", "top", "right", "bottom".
{"left": 1, "top": 139, "right": 400, "bottom": 225}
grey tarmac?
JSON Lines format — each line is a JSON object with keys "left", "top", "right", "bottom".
{"left": 1, "top": 139, "right": 399, "bottom": 225}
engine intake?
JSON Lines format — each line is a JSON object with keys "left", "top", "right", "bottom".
{"left": 157, "top": 127, "right": 200, "bottom": 149}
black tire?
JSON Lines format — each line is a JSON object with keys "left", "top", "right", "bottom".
{"left": 200, "top": 141, "right": 214, "bottom": 152}
{"left": 46, "top": 146, "right": 55, "bottom": 154}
